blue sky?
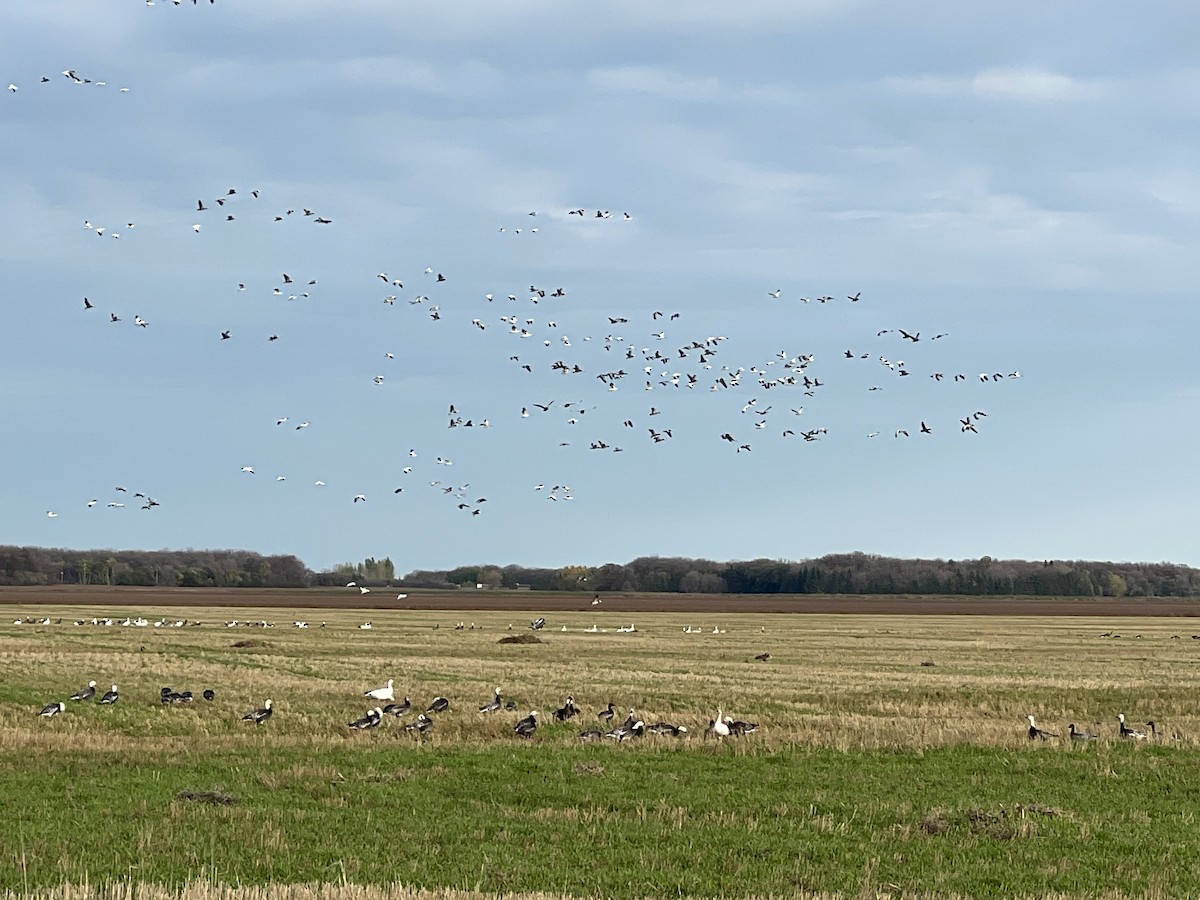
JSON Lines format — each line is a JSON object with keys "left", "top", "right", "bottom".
{"left": 3, "top": 1, "right": 1198, "bottom": 573}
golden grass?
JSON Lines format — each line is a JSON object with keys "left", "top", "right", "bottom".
{"left": 2, "top": 604, "right": 1197, "bottom": 753}
{"left": 5, "top": 881, "right": 1179, "bottom": 900}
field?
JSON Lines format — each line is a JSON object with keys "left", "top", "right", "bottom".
{"left": 3, "top": 590, "right": 1200, "bottom": 899}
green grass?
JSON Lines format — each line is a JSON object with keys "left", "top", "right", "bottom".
{"left": 3, "top": 741, "right": 1199, "bottom": 897}
{"left": 3, "top": 604, "right": 1200, "bottom": 897}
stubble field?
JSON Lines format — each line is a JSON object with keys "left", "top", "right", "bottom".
{"left": 3, "top": 591, "right": 1200, "bottom": 899}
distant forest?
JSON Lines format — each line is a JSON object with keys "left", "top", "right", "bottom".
{"left": 2, "top": 545, "right": 1199, "bottom": 598}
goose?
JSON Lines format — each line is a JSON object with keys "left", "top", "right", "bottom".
{"left": 70, "top": 680, "right": 98, "bottom": 702}
{"left": 426, "top": 696, "right": 450, "bottom": 713}
{"left": 513, "top": 710, "right": 538, "bottom": 737}
{"left": 160, "top": 687, "right": 186, "bottom": 705}
{"left": 1145, "top": 720, "right": 1183, "bottom": 741}
{"left": 606, "top": 720, "right": 645, "bottom": 742}
{"left": 1068, "top": 723, "right": 1097, "bottom": 741}
{"left": 383, "top": 697, "right": 412, "bottom": 716}
{"left": 202, "top": 689, "right": 215, "bottom": 701}
{"left": 242, "top": 699, "right": 273, "bottom": 725}
{"left": 405, "top": 713, "right": 434, "bottom": 733}
{"left": 620, "top": 707, "right": 639, "bottom": 730}
{"left": 1118, "top": 713, "right": 1147, "bottom": 739}
{"left": 1027, "top": 715, "right": 1058, "bottom": 740}
{"left": 39, "top": 701, "right": 66, "bottom": 718}
{"left": 364, "top": 679, "right": 394, "bottom": 702}
{"left": 479, "top": 686, "right": 503, "bottom": 713}
{"left": 647, "top": 722, "right": 689, "bottom": 736}
{"left": 726, "top": 716, "right": 758, "bottom": 736}
{"left": 708, "top": 708, "right": 731, "bottom": 738}
{"left": 578, "top": 729, "right": 603, "bottom": 741}
{"left": 348, "top": 707, "right": 383, "bottom": 729}
{"left": 552, "top": 696, "right": 579, "bottom": 722}
{"left": 98, "top": 684, "right": 119, "bottom": 704}
{"left": 598, "top": 701, "right": 616, "bottom": 722}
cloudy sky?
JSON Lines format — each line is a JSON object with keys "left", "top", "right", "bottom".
{"left": 3, "top": 1, "right": 1198, "bottom": 573}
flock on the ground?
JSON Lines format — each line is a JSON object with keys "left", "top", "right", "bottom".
{"left": 33, "top": 675, "right": 756, "bottom": 743}
{"left": 1026, "top": 713, "right": 1181, "bottom": 743}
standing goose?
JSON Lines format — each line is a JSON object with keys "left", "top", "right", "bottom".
{"left": 98, "top": 684, "right": 119, "bottom": 704}
{"left": 1118, "top": 714, "right": 1147, "bottom": 740}
{"left": 708, "top": 708, "right": 731, "bottom": 738}
{"left": 598, "top": 701, "right": 616, "bottom": 722}
{"left": 1027, "top": 715, "right": 1058, "bottom": 740}
{"left": 553, "top": 696, "right": 579, "bottom": 722}
{"left": 364, "top": 679, "right": 395, "bottom": 703}
{"left": 1068, "top": 723, "right": 1097, "bottom": 741}
{"left": 242, "top": 699, "right": 273, "bottom": 725}
{"left": 70, "top": 681, "right": 97, "bottom": 702}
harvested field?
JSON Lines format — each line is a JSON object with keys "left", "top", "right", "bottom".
{"left": 3, "top": 584, "right": 1199, "bottom": 616}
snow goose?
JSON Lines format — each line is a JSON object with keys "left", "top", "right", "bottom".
{"left": 426, "top": 696, "right": 450, "bottom": 713}
{"left": 98, "top": 684, "right": 119, "bottom": 704}
{"left": 708, "top": 708, "right": 731, "bottom": 738}
{"left": 364, "top": 679, "right": 395, "bottom": 703}
{"left": 39, "top": 701, "right": 66, "bottom": 718}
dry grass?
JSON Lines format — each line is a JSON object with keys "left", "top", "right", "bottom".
{"left": 1, "top": 605, "right": 1197, "bottom": 752}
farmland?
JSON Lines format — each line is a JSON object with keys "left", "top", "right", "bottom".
{"left": 3, "top": 590, "right": 1200, "bottom": 898}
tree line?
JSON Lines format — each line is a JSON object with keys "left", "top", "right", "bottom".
{"left": 3, "top": 545, "right": 1199, "bottom": 597}
{"left": 400, "top": 553, "right": 1200, "bottom": 598}
{"left": 0, "top": 546, "right": 310, "bottom": 588}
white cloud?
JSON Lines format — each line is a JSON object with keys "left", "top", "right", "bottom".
{"left": 882, "top": 67, "right": 1097, "bottom": 102}
{"left": 970, "top": 67, "right": 1095, "bottom": 101}
{"left": 587, "top": 66, "right": 722, "bottom": 101}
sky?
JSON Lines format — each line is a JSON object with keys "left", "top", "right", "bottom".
{"left": 3, "top": 1, "right": 1199, "bottom": 574}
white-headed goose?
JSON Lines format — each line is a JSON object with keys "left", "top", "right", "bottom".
{"left": 1027, "top": 715, "right": 1058, "bottom": 740}
{"left": 348, "top": 707, "right": 383, "bottom": 729}
{"left": 1118, "top": 714, "right": 1147, "bottom": 740}
{"left": 426, "top": 696, "right": 450, "bottom": 713}
{"left": 242, "top": 699, "right": 273, "bottom": 725}
{"left": 99, "top": 684, "right": 119, "bottom": 704}
{"left": 553, "top": 696, "right": 579, "bottom": 722}
{"left": 71, "top": 681, "right": 97, "bottom": 702}
{"left": 39, "top": 701, "right": 66, "bottom": 718}
{"left": 514, "top": 710, "right": 538, "bottom": 737}
{"left": 480, "top": 686, "right": 503, "bottom": 714}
